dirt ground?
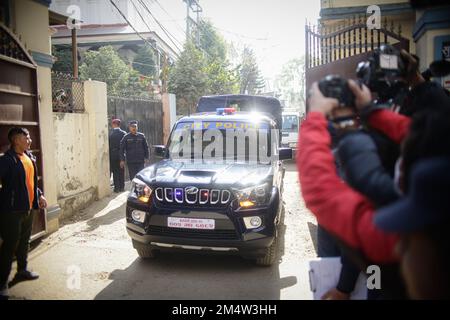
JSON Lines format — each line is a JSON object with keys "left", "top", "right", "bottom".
{"left": 8, "top": 160, "right": 319, "bottom": 300}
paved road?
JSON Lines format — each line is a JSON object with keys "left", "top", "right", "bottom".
{"left": 9, "top": 161, "right": 318, "bottom": 300}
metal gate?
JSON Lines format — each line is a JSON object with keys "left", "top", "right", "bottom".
{"left": 305, "top": 17, "right": 410, "bottom": 107}
{"left": 107, "top": 96, "right": 164, "bottom": 162}
{"left": 0, "top": 23, "right": 46, "bottom": 240}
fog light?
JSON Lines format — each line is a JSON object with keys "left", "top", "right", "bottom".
{"left": 243, "top": 216, "right": 262, "bottom": 229}
{"left": 131, "top": 210, "right": 146, "bottom": 223}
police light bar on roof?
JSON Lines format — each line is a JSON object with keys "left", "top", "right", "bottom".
{"left": 216, "top": 107, "right": 236, "bottom": 115}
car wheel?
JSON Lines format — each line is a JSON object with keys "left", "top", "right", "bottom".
{"left": 132, "top": 240, "right": 157, "bottom": 259}
{"left": 255, "top": 231, "right": 278, "bottom": 267}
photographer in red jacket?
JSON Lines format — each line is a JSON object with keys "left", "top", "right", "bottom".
{"left": 298, "top": 78, "right": 450, "bottom": 298}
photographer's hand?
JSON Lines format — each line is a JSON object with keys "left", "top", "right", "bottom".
{"left": 308, "top": 82, "right": 339, "bottom": 116}
{"left": 400, "top": 49, "right": 425, "bottom": 88}
{"left": 348, "top": 80, "right": 372, "bottom": 111}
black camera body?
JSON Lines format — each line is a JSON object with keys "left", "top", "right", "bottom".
{"left": 318, "top": 75, "right": 356, "bottom": 108}
{"left": 356, "top": 44, "right": 408, "bottom": 103}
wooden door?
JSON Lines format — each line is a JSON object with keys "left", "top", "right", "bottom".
{"left": 0, "top": 23, "right": 46, "bottom": 240}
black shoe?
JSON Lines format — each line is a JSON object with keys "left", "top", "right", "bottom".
{"left": 14, "top": 270, "right": 39, "bottom": 281}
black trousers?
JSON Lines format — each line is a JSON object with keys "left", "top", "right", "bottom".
{"left": 0, "top": 210, "right": 35, "bottom": 287}
{"left": 110, "top": 157, "right": 125, "bottom": 191}
{"left": 127, "top": 162, "right": 144, "bottom": 181}
{"left": 317, "top": 224, "right": 360, "bottom": 295}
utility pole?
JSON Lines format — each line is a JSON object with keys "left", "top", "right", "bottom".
{"left": 185, "top": 0, "right": 190, "bottom": 42}
{"left": 161, "top": 53, "right": 168, "bottom": 94}
{"left": 183, "top": 0, "right": 202, "bottom": 46}
{"left": 72, "top": 28, "right": 78, "bottom": 79}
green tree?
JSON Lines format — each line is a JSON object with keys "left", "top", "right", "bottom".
{"left": 238, "top": 47, "right": 265, "bottom": 95}
{"left": 168, "top": 22, "right": 241, "bottom": 113}
{"left": 198, "top": 20, "right": 238, "bottom": 95}
{"left": 274, "top": 57, "right": 306, "bottom": 111}
{"left": 198, "top": 20, "right": 226, "bottom": 62}
{"left": 205, "top": 60, "right": 239, "bottom": 95}
{"left": 52, "top": 45, "right": 73, "bottom": 74}
{"left": 168, "top": 42, "right": 208, "bottom": 115}
{"left": 79, "top": 46, "right": 148, "bottom": 96}
{"left": 133, "top": 45, "right": 156, "bottom": 79}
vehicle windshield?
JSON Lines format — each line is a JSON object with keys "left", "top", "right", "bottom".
{"left": 168, "top": 120, "right": 277, "bottom": 163}
{"left": 282, "top": 115, "right": 299, "bottom": 133}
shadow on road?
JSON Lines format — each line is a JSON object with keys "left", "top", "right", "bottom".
{"left": 94, "top": 205, "right": 297, "bottom": 300}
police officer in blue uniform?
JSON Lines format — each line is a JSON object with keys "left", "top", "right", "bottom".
{"left": 109, "top": 118, "right": 126, "bottom": 192}
{"left": 120, "top": 120, "right": 150, "bottom": 180}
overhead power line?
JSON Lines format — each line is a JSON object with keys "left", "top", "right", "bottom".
{"left": 137, "top": 0, "right": 183, "bottom": 52}
{"left": 108, "top": 0, "right": 161, "bottom": 54}
{"left": 153, "top": 0, "right": 187, "bottom": 37}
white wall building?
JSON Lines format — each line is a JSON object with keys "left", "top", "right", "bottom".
{"left": 50, "top": 0, "right": 182, "bottom": 73}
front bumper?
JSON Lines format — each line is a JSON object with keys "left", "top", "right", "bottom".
{"left": 126, "top": 188, "right": 280, "bottom": 257}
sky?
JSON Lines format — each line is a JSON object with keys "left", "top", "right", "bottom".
{"left": 146, "top": 0, "right": 321, "bottom": 82}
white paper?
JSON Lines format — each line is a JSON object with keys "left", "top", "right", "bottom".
{"left": 308, "top": 257, "right": 368, "bottom": 300}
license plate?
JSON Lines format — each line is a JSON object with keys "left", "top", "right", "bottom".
{"left": 167, "top": 217, "right": 215, "bottom": 230}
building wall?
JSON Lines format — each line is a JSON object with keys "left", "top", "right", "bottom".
{"left": 13, "top": 0, "right": 52, "bottom": 54}
{"left": 416, "top": 28, "right": 450, "bottom": 71}
{"left": 50, "top": 0, "right": 129, "bottom": 26}
{"left": 12, "top": 0, "right": 61, "bottom": 232}
{"left": 50, "top": 0, "right": 180, "bottom": 60}
{"left": 84, "top": 80, "right": 111, "bottom": 199}
{"left": 318, "top": 0, "right": 417, "bottom": 58}
{"left": 53, "top": 80, "right": 111, "bottom": 220}
{"left": 53, "top": 112, "right": 92, "bottom": 198}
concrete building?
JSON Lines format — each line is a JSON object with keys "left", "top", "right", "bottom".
{"left": 1, "top": 0, "right": 62, "bottom": 237}
{"left": 0, "top": 0, "right": 111, "bottom": 238}
{"left": 318, "top": 0, "right": 450, "bottom": 76}
{"left": 49, "top": 0, "right": 181, "bottom": 81}
{"left": 319, "top": 0, "right": 416, "bottom": 52}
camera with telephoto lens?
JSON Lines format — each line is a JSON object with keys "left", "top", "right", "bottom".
{"left": 318, "top": 75, "right": 359, "bottom": 131}
{"left": 318, "top": 74, "right": 356, "bottom": 109}
{"left": 356, "top": 44, "right": 408, "bottom": 103}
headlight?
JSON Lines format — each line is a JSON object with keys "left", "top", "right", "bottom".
{"left": 131, "top": 178, "right": 152, "bottom": 203}
{"left": 232, "top": 183, "right": 270, "bottom": 208}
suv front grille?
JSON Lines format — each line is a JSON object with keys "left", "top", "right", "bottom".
{"left": 155, "top": 187, "right": 231, "bottom": 206}
{"left": 147, "top": 225, "right": 239, "bottom": 240}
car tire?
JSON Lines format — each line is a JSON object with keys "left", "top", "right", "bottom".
{"left": 255, "top": 231, "right": 278, "bottom": 267}
{"left": 132, "top": 240, "right": 157, "bottom": 259}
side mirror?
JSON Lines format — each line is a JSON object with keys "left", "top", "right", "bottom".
{"left": 278, "top": 147, "right": 293, "bottom": 161}
{"left": 153, "top": 145, "right": 167, "bottom": 158}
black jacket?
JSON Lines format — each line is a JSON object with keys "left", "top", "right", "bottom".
{"left": 0, "top": 149, "right": 42, "bottom": 212}
{"left": 337, "top": 130, "right": 400, "bottom": 207}
{"left": 109, "top": 128, "right": 126, "bottom": 159}
{"left": 120, "top": 132, "right": 149, "bottom": 164}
